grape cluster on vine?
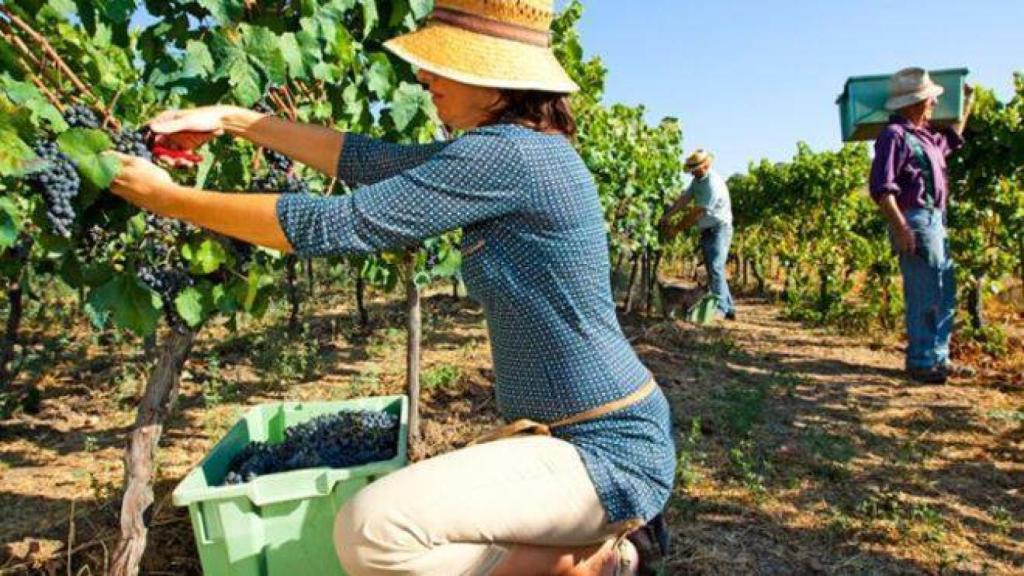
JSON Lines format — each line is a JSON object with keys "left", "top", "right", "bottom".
{"left": 27, "top": 140, "right": 81, "bottom": 238}
{"left": 63, "top": 104, "right": 100, "bottom": 129}
{"left": 222, "top": 410, "right": 399, "bottom": 485}
{"left": 134, "top": 213, "right": 194, "bottom": 331}
{"left": 138, "top": 264, "right": 193, "bottom": 332}
{"left": 113, "top": 128, "right": 154, "bottom": 163}
{"left": 252, "top": 148, "right": 310, "bottom": 195}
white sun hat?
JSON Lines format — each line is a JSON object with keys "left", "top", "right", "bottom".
{"left": 885, "top": 67, "right": 945, "bottom": 112}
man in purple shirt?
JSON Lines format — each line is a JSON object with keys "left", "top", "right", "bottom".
{"left": 869, "top": 68, "right": 975, "bottom": 383}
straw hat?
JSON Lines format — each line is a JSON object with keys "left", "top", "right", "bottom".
{"left": 384, "top": 0, "right": 579, "bottom": 93}
{"left": 684, "top": 150, "right": 714, "bottom": 174}
{"left": 885, "top": 67, "right": 945, "bottom": 111}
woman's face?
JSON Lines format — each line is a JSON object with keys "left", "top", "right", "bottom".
{"left": 902, "top": 96, "right": 937, "bottom": 125}
{"left": 417, "top": 70, "right": 503, "bottom": 130}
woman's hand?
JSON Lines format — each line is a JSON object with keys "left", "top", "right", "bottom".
{"left": 147, "top": 105, "right": 267, "bottom": 167}
{"left": 108, "top": 152, "right": 182, "bottom": 215}
{"left": 894, "top": 222, "right": 916, "bottom": 255}
{"left": 149, "top": 105, "right": 234, "bottom": 138}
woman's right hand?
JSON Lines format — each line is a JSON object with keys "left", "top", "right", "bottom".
{"left": 147, "top": 105, "right": 247, "bottom": 151}
{"left": 147, "top": 105, "right": 260, "bottom": 167}
{"left": 894, "top": 222, "right": 916, "bottom": 255}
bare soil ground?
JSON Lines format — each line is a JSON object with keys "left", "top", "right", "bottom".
{"left": 0, "top": 283, "right": 1021, "bottom": 575}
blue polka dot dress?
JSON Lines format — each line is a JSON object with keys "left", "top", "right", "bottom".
{"left": 277, "top": 124, "right": 677, "bottom": 523}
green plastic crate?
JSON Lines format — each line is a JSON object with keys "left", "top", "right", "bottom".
{"left": 837, "top": 68, "right": 969, "bottom": 142}
{"left": 173, "top": 396, "right": 409, "bottom": 576}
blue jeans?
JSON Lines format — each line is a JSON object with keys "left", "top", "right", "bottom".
{"left": 700, "top": 224, "right": 735, "bottom": 316}
{"left": 895, "top": 208, "right": 956, "bottom": 370}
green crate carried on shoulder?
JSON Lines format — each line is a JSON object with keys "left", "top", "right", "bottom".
{"left": 173, "top": 395, "right": 409, "bottom": 576}
{"left": 837, "top": 68, "right": 969, "bottom": 142}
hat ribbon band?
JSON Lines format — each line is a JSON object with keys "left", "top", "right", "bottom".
{"left": 429, "top": 7, "right": 551, "bottom": 48}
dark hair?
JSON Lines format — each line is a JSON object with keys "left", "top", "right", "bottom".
{"left": 487, "top": 90, "right": 577, "bottom": 140}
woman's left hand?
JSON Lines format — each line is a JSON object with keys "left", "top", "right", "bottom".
{"left": 107, "top": 152, "right": 181, "bottom": 213}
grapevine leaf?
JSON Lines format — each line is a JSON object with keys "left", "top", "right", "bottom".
{"left": 413, "top": 270, "right": 432, "bottom": 288}
{"left": 211, "top": 283, "right": 239, "bottom": 314}
{"left": 241, "top": 25, "right": 288, "bottom": 85}
{"left": 430, "top": 250, "right": 462, "bottom": 279}
{"left": 48, "top": 0, "right": 78, "bottom": 19}
{"left": 0, "top": 127, "right": 37, "bottom": 178}
{"left": 367, "top": 53, "right": 396, "bottom": 98}
{"left": 57, "top": 129, "right": 120, "bottom": 189}
{"left": 182, "top": 41, "right": 216, "bottom": 79}
{"left": 88, "top": 273, "right": 162, "bottom": 336}
{"left": 182, "top": 239, "right": 229, "bottom": 275}
{"left": 361, "top": 0, "right": 380, "bottom": 38}
{"left": 194, "top": 150, "right": 215, "bottom": 189}
{"left": 313, "top": 62, "right": 342, "bottom": 84}
{"left": 215, "top": 47, "right": 262, "bottom": 106}
{"left": 409, "top": 0, "right": 433, "bottom": 19}
{"left": 0, "top": 197, "right": 19, "bottom": 248}
{"left": 295, "top": 26, "right": 323, "bottom": 72}
{"left": 0, "top": 77, "right": 68, "bottom": 132}
{"left": 96, "top": 0, "right": 136, "bottom": 23}
{"left": 240, "top": 267, "right": 275, "bottom": 313}
{"left": 279, "top": 33, "right": 306, "bottom": 78}
{"left": 389, "top": 82, "right": 430, "bottom": 131}
{"left": 311, "top": 10, "right": 338, "bottom": 52}
{"left": 197, "top": 0, "right": 245, "bottom": 25}
{"left": 174, "top": 287, "right": 205, "bottom": 327}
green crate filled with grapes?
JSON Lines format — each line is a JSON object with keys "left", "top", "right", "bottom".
{"left": 173, "top": 396, "right": 409, "bottom": 576}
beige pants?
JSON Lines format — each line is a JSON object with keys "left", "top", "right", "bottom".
{"left": 334, "top": 435, "right": 622, "bottom": 576}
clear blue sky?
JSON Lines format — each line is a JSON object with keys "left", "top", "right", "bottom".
{"left": 566, "top": 0, "right": 1024, "bottom": 176}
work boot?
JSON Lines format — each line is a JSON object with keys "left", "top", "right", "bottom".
{"left": 940, "top": 362, "right": 977, "bottom": 379}
{"left": 626, "top": 514, "right": 670, "bottom": 576}
{"left": 907, "top": 365, "right": 948, "bottom": 384}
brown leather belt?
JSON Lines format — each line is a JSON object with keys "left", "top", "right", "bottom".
{"left": 470, "top": 378, "right": 657, "bottom": 445}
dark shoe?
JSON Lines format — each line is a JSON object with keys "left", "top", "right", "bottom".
{"left": 907, "top": 366, "right": 948, "bottom": 384}
{"left": 940, "top": 362, "right": 976, "bottom": 378}
{"left": 626, "top": 514, "right": 670, "bottom": 576}
{"left": 725, "top": 311, "right": 737, "bottom": 321}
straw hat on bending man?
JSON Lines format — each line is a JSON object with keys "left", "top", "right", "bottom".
{"left": 107, "top": 1, "right": 675, "bottom": 575}
{"left": 659, "top": 150, "right": 737, "bottom": 321}
{"left": 869, "top": 67, "right": 974, "bottom": 384}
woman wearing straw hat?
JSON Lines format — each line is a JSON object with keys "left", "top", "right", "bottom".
{"left": 870, "top": 67, "right": 974, "bottom": 384}
{"left": 108, "top": 1, "right": 675, "bottom": 575}
{"left": 659, "top": 150, "right": 736, "bottom": 321}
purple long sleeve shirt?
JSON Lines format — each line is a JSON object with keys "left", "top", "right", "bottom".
{"left": 869, "top": 115, "right": 964, "bottom": 212}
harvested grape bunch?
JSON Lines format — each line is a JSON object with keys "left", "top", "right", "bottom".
{"left": 63, "top": 104, "right": 100, "bottom": 129}
{"left": 27, "top": 140, "right": 81, "bottom": 238}
{"left": 221, "top": 410, "right": 400, "bottom": 485}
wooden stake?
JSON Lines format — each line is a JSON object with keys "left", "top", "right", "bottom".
{"left": 405, "top": 252, "right": 422, "bottom": 445}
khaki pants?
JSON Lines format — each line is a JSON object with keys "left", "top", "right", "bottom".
{"left": 334, "top": 435, "right": 623, "bottom": 576}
